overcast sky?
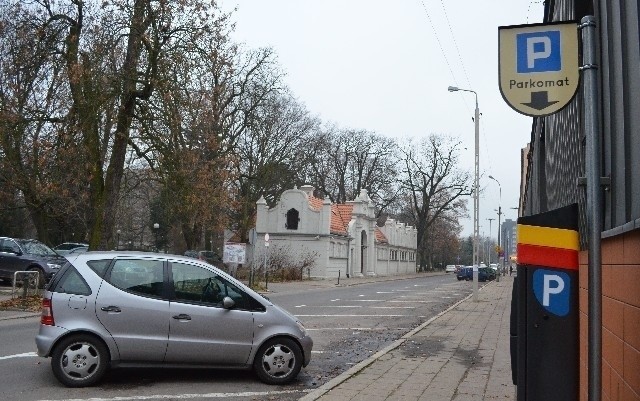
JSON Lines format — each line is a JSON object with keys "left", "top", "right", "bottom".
{"left": 221, "top": 0, "right": 544, "bottom": 240}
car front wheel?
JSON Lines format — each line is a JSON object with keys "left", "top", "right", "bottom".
{"left": 253, "top": 337, "right": 303, "bottom": 385}
{"left": 51, "top": 334, "right": 109, "bottom": 387}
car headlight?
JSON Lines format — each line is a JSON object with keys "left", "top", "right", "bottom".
{"left": 47, "top": 263, "right": 62, "bottom": 269}
{"left": 296, "top": 320, "right": 307, "bottom": 336}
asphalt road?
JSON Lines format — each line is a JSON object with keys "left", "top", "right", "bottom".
{"left": 0, "top": 274, "right": 471, "bottom": 401}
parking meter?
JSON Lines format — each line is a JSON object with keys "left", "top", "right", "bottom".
{"left": 511, "top": 203, "right": 579, "bottom": 401}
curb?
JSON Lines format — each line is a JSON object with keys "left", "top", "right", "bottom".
{"left": 0, "top": 312, "right": 40, "bottom": 321}
{"left": 298, "top": 281, "right": 489, "bottom": 401}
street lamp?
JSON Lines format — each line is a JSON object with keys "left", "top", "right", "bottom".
{"left": 489, "top": 175, "right": 502, "bottom": 282}
{"left": 116, "top": 229, "right": 121, "bottom": 251}
{"left": 449, "top": 85, "right": 480, "bottom": 301}
{"left": 487, "top": 218, "right": 494, "bottom": 264}
{"left": 153, "top": 223, "right": 159, "bottom": 252}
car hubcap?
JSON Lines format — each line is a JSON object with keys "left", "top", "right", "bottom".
{"left": 61, "top": 342, "right": 100, "bottom": 379}
{"left": 262, "top": 344, "right": 295, "bottom": 378}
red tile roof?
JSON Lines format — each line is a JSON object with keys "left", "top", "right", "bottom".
{"left": 308, "top": 195, "right": 324, "bottom": 211}
{"left": 330, "top": 204, "right": 353, "bottom": 235}
{"left": 375, "top": 227, "right": 388, "bottom": 243}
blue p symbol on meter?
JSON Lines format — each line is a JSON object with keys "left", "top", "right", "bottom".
{"left": 516, "top": 31, "right": 561, "bottom": 73}
{"left": 533, "top": 269, "right": 570, "bottom": 316}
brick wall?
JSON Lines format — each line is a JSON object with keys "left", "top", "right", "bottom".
{"left": 579, "top": 229, "right": 640, "bottom": 401}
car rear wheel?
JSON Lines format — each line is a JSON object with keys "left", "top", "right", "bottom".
{"left": 253, "top": 337, "right": 302, "bottom": 385}
{"left": 51, "top": 334, "right": 109, "bottom": 387}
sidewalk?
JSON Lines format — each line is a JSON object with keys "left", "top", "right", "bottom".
{"left": 301, "top": 274, "right": 516, "bottom": 401}
{"left": 0, "top": 288, "right": 41, "bottom": 321}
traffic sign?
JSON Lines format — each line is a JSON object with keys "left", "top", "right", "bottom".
{"left": 499, "top": 21, "right": 579, "bottom": 117}
{"left": 533, "top": 269, "right": 571, "bottom": 316}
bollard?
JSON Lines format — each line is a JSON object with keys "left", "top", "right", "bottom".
{"left": 338, "top": 270, "right": 341, "bottom": 285}
{"left": 22, "top": 276, "right": 28, "bottom": 299}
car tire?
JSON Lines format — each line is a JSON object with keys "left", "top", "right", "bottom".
{"left": 51, "top": 334, "right": 110, "bottom": 387}
{"left": 253, "top": 337, "right": 302, "bottom": 385}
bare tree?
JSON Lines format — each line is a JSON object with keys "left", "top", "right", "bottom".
{"left": 306, "top": 128, "right": 399, "bottom": 212}
{"left": 398, "top": 135, "right": 470, "bottom": 270}
{"left": 231, "top": 92, "right": 320, "bottom": 241}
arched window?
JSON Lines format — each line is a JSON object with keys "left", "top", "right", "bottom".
{"left": 286, "top": 208, "right": 299, "bottom": 230}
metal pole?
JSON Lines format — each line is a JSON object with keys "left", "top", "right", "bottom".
{"left": 264, "top": 246, "right": 268, "bottom": 291}
{"left": 448, "top": 86, "right": 479, "bottom": 301}
{"left": 497, "top": 205, "right": 502, "bottom": 282}
{"left": 581, "top": 15, "right": 602, "bottom": 401}
{"left": 473, "top": 96, "right": 480, "bottom": 300}
{"left": 487, "top": 218, "right": 494, "bottom": 264}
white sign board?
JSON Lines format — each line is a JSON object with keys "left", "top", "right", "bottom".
{"left": 223, "top": 243, "right": 246, "bottom": 264}
{"left": 499, "top": 21, "right": 579, "bottom": 117}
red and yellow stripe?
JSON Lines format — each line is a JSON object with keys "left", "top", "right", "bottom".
{"left": 517, "top": 224, "right": 579, "bottom": 270}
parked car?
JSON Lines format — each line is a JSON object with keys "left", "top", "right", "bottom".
{"left": 0, "top": 237, "right": 67, "bottom": 286}
{"left": 445, "top": 264, "right": 457, "bottom": 273}
{"left": 35, "top": 251, "right": 312, "bottom": 387}
{"left": 53, "top": 242, "right": 89, "bottom": 256}
{"left": 478, "top": 266, "right": 496, "bottom": 282}
{"left": 456, "top": 266, "right": 472, "bottom": 281}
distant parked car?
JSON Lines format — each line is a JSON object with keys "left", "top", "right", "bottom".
{"left": 185, "top": 250, "right": 223, "bottom": 266}
{"left": 478, "top": 266, "right": 496, "bottom": 282}
{"left": 0, "top": 237, "right": 67, "bottom": 286}
{"left": 35, "top": 251, "right": 312, "bottom": 387}
{"left": 445, "top": 264, "right": 457, "bottom": 273}
{"left": 65, "top": 246, "right": 89, "bottom": 256}
{"left": 456, "top": 266, "right": 472, "bottom": 281}
{"left": 53, "top": 242, "right": 89, "bottom": 256}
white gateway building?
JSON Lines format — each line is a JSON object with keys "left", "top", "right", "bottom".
{"left": 255, "top": 185, "right": 417, "bottom": 278}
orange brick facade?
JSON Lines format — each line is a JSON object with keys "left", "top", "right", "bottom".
{"left": 579, "top": 229, "right": 640, "bottom": 401}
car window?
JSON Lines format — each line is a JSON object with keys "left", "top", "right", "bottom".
{"left": 50, "top": 266, "right": 91, "bottom": 296}
{"left": 87, "top": 259, "right": 112, "bottom": 278}
{"left": 18, "top": 240, "right": 57, "bottom": 256}
{"left": 171, "top": 262, "right": 248, "bottom": 309}
{"left": 108, "top": 259, "right": 165, "bottom": 298}
{"left": 0, "top": 239, "right": 20, "bottom": 254}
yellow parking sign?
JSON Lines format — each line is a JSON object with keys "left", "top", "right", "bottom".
{"left": 499, "top": 22, "right": 579, "bottom": 117}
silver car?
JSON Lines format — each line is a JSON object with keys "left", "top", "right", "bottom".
{"left": 35, "top": 251, "right": 312, "bottom": 387}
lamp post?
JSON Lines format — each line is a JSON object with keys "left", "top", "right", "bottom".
{"left": 487, "top": 218, "right": 494, "bottom": 264}
{"left": 153, "top": 223, "right": 159, "bottom": 252}
{"left": 116, "top": 229, "right": 121, "bottom": 251}
{"left": 489, "top": 175, "right": 502, "bottom": 281}
{"left": 448, "top": 85, "right": 480, "bottom": 301}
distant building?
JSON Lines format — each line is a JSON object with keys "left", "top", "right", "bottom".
{"left": 255, "top": 185, "right": 417, "bottom": 278}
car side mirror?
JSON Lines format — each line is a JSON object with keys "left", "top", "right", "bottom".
{"left": 222, "top": 296, "right": 235, "bottom": 309}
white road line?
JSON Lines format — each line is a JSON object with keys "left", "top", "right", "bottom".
{"left": 295, "top": 314, "right": 405, "bottom": 317}
{"left": 388, "top": 300, "right": 437, "bottom": 303}
{"left": 0, "top": 352, "right": 37, "bottom": 361}
{"left": 38, "top": 390, "right": 311, "bottom": 401}
{"left": 330, "top": 299, "right": 340, "bottom": 302}
{"left": 307, "top": 327, "right": 409, "bottom": 331}
{"left": 291, "top": 305, "right": 415, "bottom": 309}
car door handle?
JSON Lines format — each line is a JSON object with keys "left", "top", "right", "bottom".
{"left": 100, "top": 306, "right": 121, "bottom": 313}
{"left": 172, "top": 314, "right": 191, "bottom": 320}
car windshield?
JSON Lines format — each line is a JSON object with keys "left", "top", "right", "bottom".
{"left": 17, "top": 240, "right": 57, "bottom": 256}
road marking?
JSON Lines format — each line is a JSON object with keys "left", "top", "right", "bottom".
{"left": 38, "top": 390, "right": 311, "bottom": 401}
{"left": 307, "top": 327, "right": 409, "bottom": 331}
{"left": 0, "top": 352, "right": 37, "bottom": 361}
{"left": 295, "top": 314, "right": 405, "bottom": 317}
{"left": 389, "top": 300, "right": 438, "bottom": 303}
{"left": 330, "top": 299, "right": 340, "bottom": 302}
{"left": 293, "top": 305, "right": 415, "bottom": 309}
